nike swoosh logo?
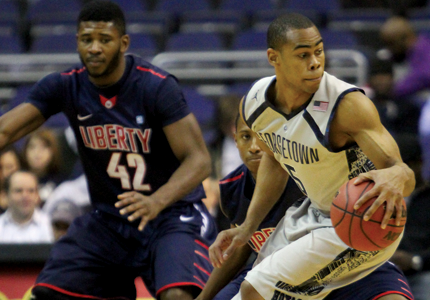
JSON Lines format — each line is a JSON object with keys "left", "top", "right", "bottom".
{"left": 77, "top": 114, "right": 93, "bottom": 121}
{"left": 180, "top": 215, "right": 194, "bottom": 222}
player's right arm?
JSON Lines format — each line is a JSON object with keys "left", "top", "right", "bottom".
{"left": 196, "top": 225, "right": 253, "bottom": 300}
{"left": 210, "top": 99, "right": 289, "bottom": 268}
{"left": 0, "top": 103, "right": 45, "bottom": 149}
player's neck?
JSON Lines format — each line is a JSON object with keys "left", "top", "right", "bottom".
{"left": 272, "top": 82, "right": 312, "bottom": 114}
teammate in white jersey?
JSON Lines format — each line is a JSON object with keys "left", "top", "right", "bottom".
{"left": 209, "top": 13, "right": 415, "bottom": 300}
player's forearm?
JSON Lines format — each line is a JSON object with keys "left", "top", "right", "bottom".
{"left": 198, "top": 244, "right": 252, "bottom": 300}
{"left": 152, "top": 150, "right": 211, "bottom": 208}
{"left": 242, "top": 152, "right": 288, "bottom": 233}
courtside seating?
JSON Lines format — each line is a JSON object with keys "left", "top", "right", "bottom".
{"left": 283, "top": 0, "right": 341, "bottom": 13}
{"left": 153, "top": 0, "right": 212, "bottom": 14}
{"left": 165, "top": 32, "right": 225, "bottom": 51}
{"left": 319, "top": 28, "right": 358, "bottom": 50}
{"left": 218, "top": 0, "right": 278, "bottom": 12}
{"left": 27, "top": 0, "right": 82, "bottom": 24}
{"left": 127, "top": 33, "right": 158, "bottom": 58}
{"left": 182, "top": 86, "right": 217, "bottom": 145}
{"left": 0, "top": 35, "right": 22, "bottom": 54}
{"left": 230, "top": 30, "right": 267, "bottom": 50}
{"left": 30, "top": 33, "right": 77, "bottom": 53}
{"left": 112, "top": 0, "right": 148, "bottom": 13}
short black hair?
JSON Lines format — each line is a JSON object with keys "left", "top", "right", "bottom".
{"left": 267, "top": 13, "right": 315, "bottom": 50}
{"left": 78, "top": 0, "right": 126, "bottom": 35}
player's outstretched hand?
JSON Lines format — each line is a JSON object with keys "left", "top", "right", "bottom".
{"left": 352, "top": 167, "right": 407, "bottom": 229}
{"left": 209, "top": 225, "right": 252, "bottom": 268}
{"left": 115, "top": 191, "right": 164, "bottom": 231}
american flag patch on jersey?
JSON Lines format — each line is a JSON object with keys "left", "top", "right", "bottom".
{"left": 313, "top": 101, "right": 329, "bottom": 112}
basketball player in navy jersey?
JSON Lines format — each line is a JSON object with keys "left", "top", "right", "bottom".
{"left": 196, "top": 116, "right": 303, "bottom": 300}
{"left": 0, "top": 1, "right": 216, "bottom": 300}
{"left": 199, "top": 118, "right": 414, "bottom": 300}
{"left": 209, "top": 13, "right": 415, "bottom": 300}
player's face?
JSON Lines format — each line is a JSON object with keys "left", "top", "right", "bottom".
{"left": 7, "top": 173, "right": 39, "bottom": 220}
{"left": 77, "top": 21, "right": 129, "bottom": 85}
{"left": 272, "top": 26, "right": 325, "bottom": 95}
{"left": 235, "top": 118, "right": 262, "bottom": 178}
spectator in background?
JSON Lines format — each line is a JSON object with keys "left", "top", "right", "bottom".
{"left": 366, "top": 57, "right": 421, "bottom": 136}
{"left": 0, "top": 171, "right": 53, "bottom": 243}
{"left": 380, "top": 16, "right": 430, "bottom": 102}
{"left": 390, "top": 147, "right": 430, "bottom": 300}
{"left": 419, "top": 101, "right": 430, "bottom": 183}
{"left": 0, "top": 145, "right": 22, "bottom": 213}
{"left": 213, "top": 95, "right": 242, "bottom": 179}
{"left": 50, "top": 200, "right": 83, "bottom": 242}
{"left": 43, "top": 174, "right": 91, "bottom": 217}
{"left": 380, "top": 15, "right": 430, "bottom": 187}
{"left": 22, "top": 128, "right": 65, "bottom": 205}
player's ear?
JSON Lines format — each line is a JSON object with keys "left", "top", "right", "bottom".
{"left": 267, "top": 48, "right": 279, "bottom": 67}
{"left": 121, "top": 34, "right": 130, "bottom": 53}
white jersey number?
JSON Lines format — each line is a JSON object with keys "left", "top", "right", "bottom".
{"left": 107, "top": 152, "right": 151, "bottom": 191}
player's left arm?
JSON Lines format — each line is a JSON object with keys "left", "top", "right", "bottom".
{"left": 116, "top": 113, "right": 211, "bottom": 230}
{"left": 157, "top": 112, "right": 212, "bottom": 203}
{"left": 331, "top": 91, "right": 415, "bottom": 229}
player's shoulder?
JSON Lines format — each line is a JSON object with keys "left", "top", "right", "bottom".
{"left": 219, "top": 164, "right": 248, "bottom": 186}
{"left": 130, "top": 54, "right": 172, "bottom": 82}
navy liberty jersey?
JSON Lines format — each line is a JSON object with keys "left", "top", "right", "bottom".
{"left": 26, "top": 54, "right": 205, "bottom": 217}
{"left": 219, "top": 164, "right": 303, "bottom": 253}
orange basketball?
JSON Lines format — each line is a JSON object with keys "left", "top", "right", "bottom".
{"left": 330, "top": 179, "right": 407, "bottom": 251}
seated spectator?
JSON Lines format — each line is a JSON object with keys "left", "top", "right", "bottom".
{"left": 419, "top": 99, "right": 430, "bottom": 184}
{"left": 0, "top": 171, "right": 53, "bottom": 243}
{"left": 390, "top": 183, "right": 430, "bottom": 300}
{"left": 50, "top": 200, "right": 83, "bottom": 241}
{"left": 0, "top": 145, "right": 22, "bottom": 213}
{"left": 43, "top": 174, "right": 91, "bottom": 216}
{"left": 22, "top": 128, "right": 66, "bottom": 205}
{"left": 380, "top": 16, "right": 430, "bottom": 104}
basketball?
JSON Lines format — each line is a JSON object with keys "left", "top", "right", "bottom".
{"left": 330, "top": 179, "right": 407, "bottom": 252}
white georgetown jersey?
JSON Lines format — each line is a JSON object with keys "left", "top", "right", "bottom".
{"left": 242, "top": 72, "right": 376, "bottom": 213}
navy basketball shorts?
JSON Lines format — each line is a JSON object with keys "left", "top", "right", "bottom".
{"left": 33, "top": 202, "right": 216, "bottom": 299}
{"left": 325, "top": 261, "right": 414, "bottom": 300}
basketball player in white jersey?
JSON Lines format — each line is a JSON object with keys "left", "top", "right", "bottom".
{"left": 209, "top": 13, "right": 415, "bottom": 300}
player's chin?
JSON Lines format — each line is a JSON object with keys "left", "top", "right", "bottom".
{"left": 87, "top": 69, "right": 105, "bottom": 78}
{"left": 246, "top": 158, "right": 261, "bottom": 169}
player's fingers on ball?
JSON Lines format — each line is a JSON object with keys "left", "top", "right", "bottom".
{"left": 395, "top": 196, "right": 404, "bottom": 225}
{"left": 382, "top": 200, "right": 395, "bottom": 229}
{"left": 355, "top": 189, "right": 377, "bottom": 210}
{"left": 364, "top": 196, "right": 385, "bottom": 221}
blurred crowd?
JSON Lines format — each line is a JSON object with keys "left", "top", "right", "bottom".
{"left": 0, "top": 0, "right": 429, "bottom": 299}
